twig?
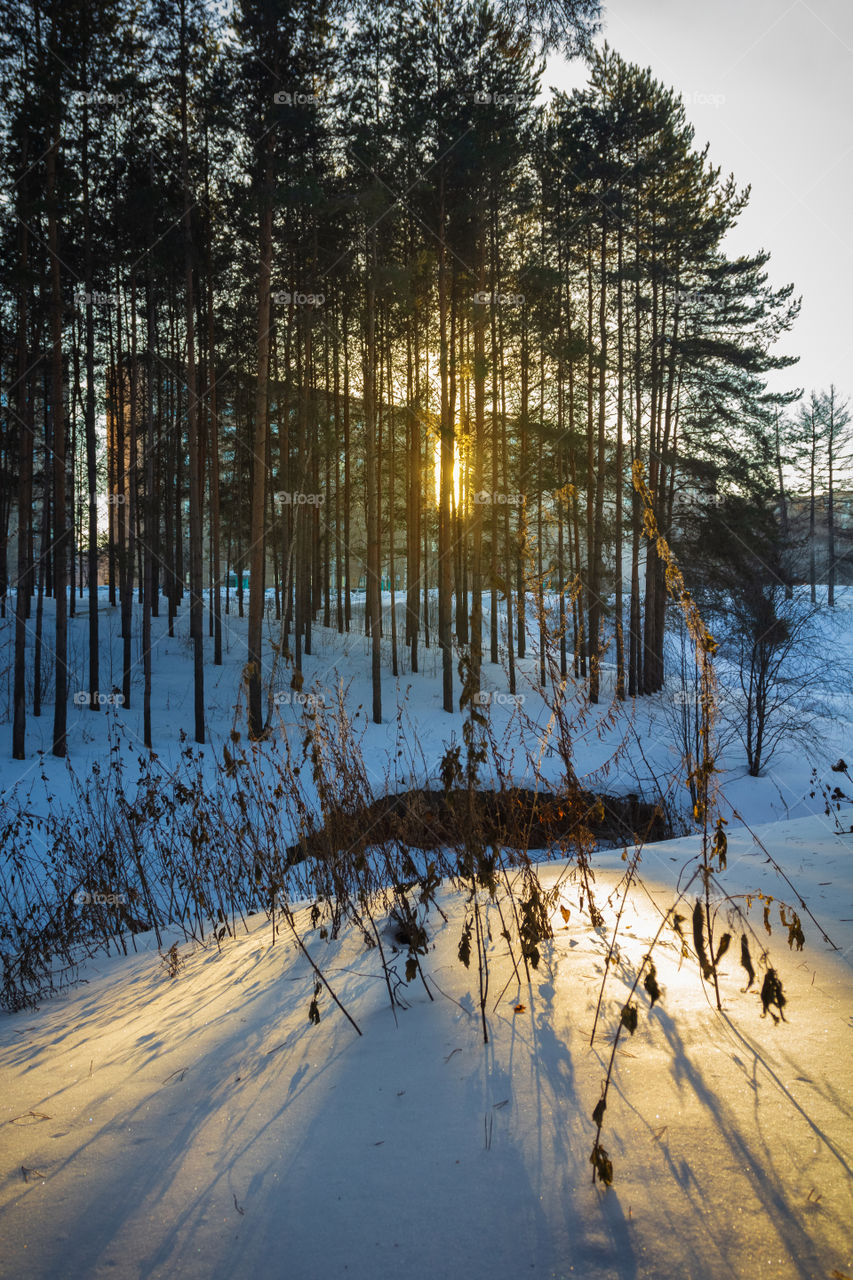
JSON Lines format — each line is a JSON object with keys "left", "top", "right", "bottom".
{"left": 278, "top": 898, "right": 362, "bottom": 1036}
{"left": 9, "top": 1110, "right": 51, "bottom": 1124}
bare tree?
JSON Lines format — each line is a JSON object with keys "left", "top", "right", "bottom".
{"left": 819, "top": 386, "right": 852, "bottom": 607}
{"left": 720, "top": 587, "right": 839, "bottom": 777}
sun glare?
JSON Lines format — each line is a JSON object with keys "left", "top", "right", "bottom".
{"left": 433, "top": 435, "right": 464, "bottom": 508}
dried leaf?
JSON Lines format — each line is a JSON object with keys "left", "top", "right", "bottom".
{"left": 643, "top": 962, "right": 662, "bottom": 1008}
{"left": 740, "top": 934, "right": 755, "bottom": 990}
{"left": 782, "top": 907, "right": 805, "bottom": 951}
{"left": 760, "top": 969, "right": 787, "bottom": 1023}
{"left": 788, "top": 920, "right": 805, "bottom": 951}
{"left": 692, "top": 901, "right": 713, "bottom": 980}
{"left": 620, "top": 1003, "right": 638, "bottom": 1035}
{"left": 458, "top": 919, "right": 472, "bottom": 969}
{"left": 590, "top": 1142, "right": 613, "bottom": 1186}
{"left": 714, "top": 933, "right": 731, "bottom": 965}
{"left": 712, "top": 818, "right": 728, "bottom": 870}
{"left": 592, "top": 1097, "right": 606, "bottom": 1127}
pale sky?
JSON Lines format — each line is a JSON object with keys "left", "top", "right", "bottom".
{"left": 544, "top": 0, "right": 853, "bottom": 413}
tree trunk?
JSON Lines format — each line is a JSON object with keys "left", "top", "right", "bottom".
{"left": 437, "top": 172, "right": 453, "bottom": 711}
{"left": 364, "top": 234, "right": 382, "bottom": 723}
{"left": 181, "top": 0, "right": 204, "bottom": 742}
{"left": 48, "top": 132, "right": 68, "bottom": 756}
{"left": 247, "top": 133, "right": 274, "bottom": 738}
{"left": 12, "top": 148, "right": 31, "bottom": 760}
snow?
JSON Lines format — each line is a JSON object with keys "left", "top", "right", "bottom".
{"left": 1, "top": 587, "right": 852, "bottom": 1278}
{"left": 1, "top": 808, "right": 851, "bottom": 1279}
{"left": 1, "top": 584, "right": 850, "bottom": 827}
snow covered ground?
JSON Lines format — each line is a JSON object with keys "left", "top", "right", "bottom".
{"left": 1, "top": 587, "right": 852, "bottom": 1278}
{"left": 0, "top": 810, "right": 851, "bottom": 1280}
{"left": 1, "top": 584, "right": 851, "bottom": 828}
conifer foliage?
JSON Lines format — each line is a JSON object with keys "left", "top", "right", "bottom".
{"left": 0, "top": 2, "right": 802, "bottom": 752}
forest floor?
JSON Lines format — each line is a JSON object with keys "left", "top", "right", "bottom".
{"left": 1, "top": 583, "right": 850, "bottom": 829}
{"left": 0, "top": 588, "right": 851, "bottom": 1278}
{"left": 0, "top": 812, "right": 851, "bottom": 1280}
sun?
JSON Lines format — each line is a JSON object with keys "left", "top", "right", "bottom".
{"left": 433, "top": 434, "right": 464, "bottom": 508}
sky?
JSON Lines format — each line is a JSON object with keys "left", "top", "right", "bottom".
{"left": 545, "top": 0, "right": 853, "bottom": 415}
